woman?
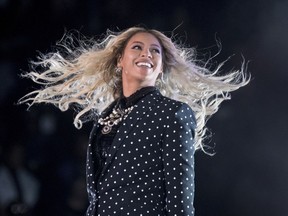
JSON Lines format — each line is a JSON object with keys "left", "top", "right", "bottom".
{"left": 19, "top": 26, "right": 249, "bottom": 215}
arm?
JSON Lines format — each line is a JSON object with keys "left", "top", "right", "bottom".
{"left": 162, "top": 103, "right": 196, "bottom": 216}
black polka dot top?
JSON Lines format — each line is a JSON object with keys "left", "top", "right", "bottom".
{"left": 86, "top": 88, "right": 196, "bottom": 216}
{"left": 94, "top": 87, "right": 158, "bottom": 181}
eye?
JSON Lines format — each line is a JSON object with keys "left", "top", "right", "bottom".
{"left": 132, "top": 45, "right": 142, "bottom": 50}
{"left": 151, "top": 48, "right": 161, "bottom": 54}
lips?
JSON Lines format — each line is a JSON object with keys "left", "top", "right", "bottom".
{"left": 136, "top": 61, "right": 153, "bottom": 68}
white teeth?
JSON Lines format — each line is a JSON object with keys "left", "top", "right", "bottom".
{"left": 137, "top": 62, "right": 152, "bottom": 68}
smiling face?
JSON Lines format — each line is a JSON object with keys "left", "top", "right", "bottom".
{"left": 118, "top": 32, "right": 163, "bottom": 96}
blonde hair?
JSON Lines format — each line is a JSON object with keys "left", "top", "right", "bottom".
{"left": 19, "top": 26, "right": 250, "bottom": 152}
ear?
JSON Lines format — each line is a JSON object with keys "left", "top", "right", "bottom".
{"left": 117, "top": 55, "right": 122, "bottom": 67}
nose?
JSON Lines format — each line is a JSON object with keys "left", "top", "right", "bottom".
{"left": 141, "top": 49, "right": 152, "bottom": 58}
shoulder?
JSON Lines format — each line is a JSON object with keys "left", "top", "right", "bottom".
{"left": 156, "top": 94, "right": 196, "bottom": 122}
{"left": 142, "top": 90, "right": 195, "bottom": 119}
{"left": 159, "top": 94, "right": 194, "bottom": 113}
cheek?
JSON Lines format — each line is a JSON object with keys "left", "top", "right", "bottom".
{"left": 156, "top": 57, "right": 163, "bottom": 69}
{"left": 121, "top": 54, "right": 135, "bottom": 66}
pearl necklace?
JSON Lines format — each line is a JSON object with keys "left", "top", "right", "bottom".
{"left": 98, "top": 106, "right": 134, "bottom": 134}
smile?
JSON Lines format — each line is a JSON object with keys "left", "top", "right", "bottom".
{"left": 136, "top": 62, "right": 153, "bottom": 68}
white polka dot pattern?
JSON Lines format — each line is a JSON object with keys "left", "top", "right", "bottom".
{"left": 85, "top": 90, "right": 196, "bottom": 216}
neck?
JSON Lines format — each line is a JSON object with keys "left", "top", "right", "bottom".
{"left": 122, "top": 83, "right": 143, "bottom": 97}
{"left": 123, "top": 86, "right": 139, "bottom": 98}
{"left": 122, "top": 80, "right": 155, "bottom": 97}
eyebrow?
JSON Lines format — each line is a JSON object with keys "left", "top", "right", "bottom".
{"left": 131, "top": 41, "right": 161, "bottom": 48}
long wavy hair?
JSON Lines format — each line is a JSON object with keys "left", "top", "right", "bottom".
{"left": 19, "top": 26, "right": 250, "bottom": 152}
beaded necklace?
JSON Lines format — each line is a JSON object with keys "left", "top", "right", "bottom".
{"left": 97, "top": 86, "right": 156, "bottom": 135}
{"left": 98, "top": 106, "right": 134, "bottom": 134}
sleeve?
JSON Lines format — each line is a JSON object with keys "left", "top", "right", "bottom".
{"left": 162, "top": 103, "right": 196, "bottom": 216}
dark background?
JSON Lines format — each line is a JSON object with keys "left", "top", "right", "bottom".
{"left": 1, "top": 0, "right": 287, "bottom": 215}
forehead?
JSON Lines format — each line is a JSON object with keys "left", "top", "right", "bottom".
{"left": 127, "top": 32, "right": 161, "bottom": 47}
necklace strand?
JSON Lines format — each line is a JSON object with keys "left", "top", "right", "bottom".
{"left": 98, "top": 106, "right": 134, "bottom": 134}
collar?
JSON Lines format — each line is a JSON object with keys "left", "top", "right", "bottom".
{"left": 118, "top": 86, "right": 157, "bottom": 108}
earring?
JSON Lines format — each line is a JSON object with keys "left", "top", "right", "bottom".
{"left": 115, "top": 67, "right": 122, "bottom": 74}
